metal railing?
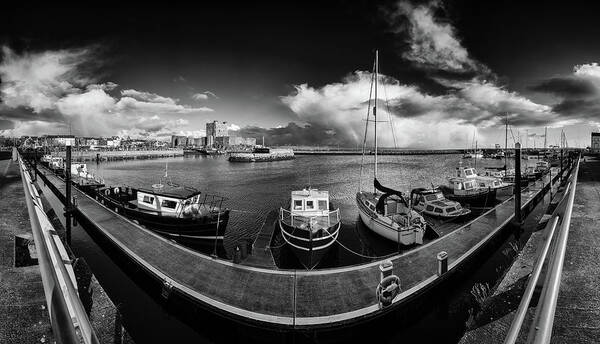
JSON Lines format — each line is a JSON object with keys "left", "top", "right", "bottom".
{"left": 18, "top": 156, "right": 99, "bottom": 344}
{"left": 504, "top": 157, "right": 580, "bottom": 344}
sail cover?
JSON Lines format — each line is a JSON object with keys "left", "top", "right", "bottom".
{"left": 374, "top": 178, "right": 408, "bottom": 213}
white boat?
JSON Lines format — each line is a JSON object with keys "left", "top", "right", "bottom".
{"left": 439, "top": 163, "right": 496, "bottom": 207}
{"left": 535, "top": 160, "right": 550, "bottom": 174}
{"left": 279, "top": 189, "right": 340, "bottom": 269}
{"left": 460, "top": 163, "right": 514, "bottom": 198}
{"left": 410, "top": 188, "right": 471, "bottom": 218}
{"left": 355, "top": 50, "right": 426, "bottom": 246}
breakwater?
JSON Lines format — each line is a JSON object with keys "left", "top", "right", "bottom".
{"left": 55, "top": 149, "right": 184, "bottom": 162}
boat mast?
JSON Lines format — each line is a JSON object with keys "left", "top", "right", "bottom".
{"left": 374, "top": 49, "right": 379, "bottom": 188}
{"left": 504, "top": 112, "right": 508, "bottom": 173}
{"left": 474, "top": 140, "right": 478, "bottom": 170}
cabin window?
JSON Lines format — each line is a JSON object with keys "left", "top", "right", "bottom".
{"left": 161, "top": 200, "right": 178, "bottom": 209}
{"left": 142, "top": 195, "right": 154, "bottom": 204}
{"left": 294, "top": 200, "right": 303, "bottom": 210}
{"left": 306, "top": 200, "right": 315, "bottom": 210}
{"left": 318, "top": 200, "right": 328, "bottom": 210}
{"left": 447, "top": 207, "right": 456, "bottom": 213}
{"left": 426, "top": 205, "right": 434, "bottom": 212}
{"left": 479, "top": 182, "right": 486, "bottom": 188}
{"left": 434, "top": 208, "right": 443, "bottom": 213}
{"left": 465, "top": 182, "right": 473, "bottom": 190}
{"left": 425, "top": 194, "right": 437, "bottom": 201}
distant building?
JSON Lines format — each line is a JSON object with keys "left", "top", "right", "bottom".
{"left": 43, "top": 135, "right": 75, "bottom": 146}
{"left": 206, "top": 121, "right": 229, "bottom": 147}
{"left": 592, "top": 132, "right": 600, "bottom": 153}
{"left": 171, "top": 135, "right": 187, "bottom": 147}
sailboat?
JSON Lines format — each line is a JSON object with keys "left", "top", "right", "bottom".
{"left": 356, "top": 50, "right": 426, "bottom": 246}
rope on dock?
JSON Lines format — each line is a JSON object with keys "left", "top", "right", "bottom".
{"left": 324, "top": 226, "right": 395, "bottom": 260}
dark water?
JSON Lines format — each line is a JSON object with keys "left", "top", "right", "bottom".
{"left": 67, "top": 154, "right": 550, "bottom": 343}
{"left": 88, "top": 154, "right": 529, "bottom": 267}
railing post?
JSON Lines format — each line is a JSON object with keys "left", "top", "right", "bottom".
{"left": 514, "top": 143, "right": 522, "bottom": 226}
{"left": 437, "top": 251, "right": 448, "bottom": 276}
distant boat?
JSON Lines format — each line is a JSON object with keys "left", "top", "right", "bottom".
{"left": 279, "top": 188, "right": 340, "bottom": 269}
{"left": 228, "top": 146, "right": 294, "bottom": 162}
{"left": 410, "top": 187, "right": 471, "bottom": 218}
{"left": 356, "top": 50, "right": 426, "bottom": 245}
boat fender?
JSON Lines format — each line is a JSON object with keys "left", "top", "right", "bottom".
{"left": 105, "top": 189, "right": 110, "bottom": 195}
{"left": 376, "top": 275, "right": 401, "bottom": 307}
{"left": 115, "top": 187, "right": 120, "bottom": 194}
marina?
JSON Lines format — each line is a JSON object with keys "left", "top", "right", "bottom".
{"left": 27, "top": 151, "right": 568, "bottom": 329}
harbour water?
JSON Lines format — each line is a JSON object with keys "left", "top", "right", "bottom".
{"left": 87, "top": 154, "right": 527, "bottom": 267}
{"left": 63, "top": 153, "right": 553, "bottom": 343}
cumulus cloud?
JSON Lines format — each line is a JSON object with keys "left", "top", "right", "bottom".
{"left": 0, "top": 46, "right": 213, "bottom": 137}
{"left": 390, "top": 1, "right": 490, "bottom": 76}
{"left": 192, "top": 91, "right": 219, "bottom": 101}
{"left": 530, "top": 63, "right": 600, "bottom": 125}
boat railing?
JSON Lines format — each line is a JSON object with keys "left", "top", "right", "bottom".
{"left": 503, "top": 157, "right": 579, "bottom": 344}
{"left": 280, "top": 208, "right": 340, "bottom": 230}
{"left": 18, "top": 155, "right": 99, "bottom": 344}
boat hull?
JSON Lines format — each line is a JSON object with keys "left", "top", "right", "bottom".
{"left": 493, "top": 184, "right": 514, "bottom": 198}
{"left": 439, "top": 186, "right": 496, "bottom": 208}
{"left": 93, "top": 191, "right": 229, "bottom": 242}
{"left": 356, "top": 193, "right": 424, "bottom": 245}
{"left": 279, "top": 220, "right": 339, "bottom": 269}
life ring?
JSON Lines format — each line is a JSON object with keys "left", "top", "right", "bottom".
{"left": 105, "top": 189, "right": 110, "bottom": 196}
{"left": 376, "top": 275, "right": 401, "bottom": 307}
{"left": 114, "top": 187, "right": 120, "bottom": 194}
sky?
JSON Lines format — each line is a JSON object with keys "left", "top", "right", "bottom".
{"left": 1, "top": 1, "right": 599, "bottom": 148}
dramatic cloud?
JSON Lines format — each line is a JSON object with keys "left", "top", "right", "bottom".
{"left": 530, "top": 63, "right": 600, "bottom": 125}
{"left": 390, "top": 1, "right": 490, "bottom": 76}
{"left": 0, "top": 46, "right": 213, "bottom": 137}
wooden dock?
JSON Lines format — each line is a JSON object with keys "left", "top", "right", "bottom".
{"left": 240, "top": 210, "right": 278, "bottom": 269}
{"left": 33, "top": 163, "right": 562, "bottom": 329}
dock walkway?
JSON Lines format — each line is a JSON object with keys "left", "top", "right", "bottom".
{"left": 552, "top": 157, "right": 600, "bottom": 343}
{"left": 241, "top": 210, "right": 278, "bottom": 268}
{"left": 35, "top": 163, "right": 561, "bottom": 328}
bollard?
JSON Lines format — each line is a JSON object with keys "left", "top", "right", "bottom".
{"left": 161, "top": 280, "right": 173, "bottom": 301}
{"left": 437, "top": 251, "right": 448, "bottom": 276}
{"left": 514, "top": 143, "right": 522, "bottom": 226}
{"left": 379, "top": 260, "right": 393, "bottom": 281}
{"left": 233, "top": 246, "right": 242, "bottom": 263}
{"left": 72, "top": 196, "right": 78, "bottom": 227}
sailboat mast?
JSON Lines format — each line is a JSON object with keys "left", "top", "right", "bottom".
{"left": 374, "top": 50, "right": 379, "bottom": 185}
{"left": 504, "top": 113, "right": 508, "bottom": 172}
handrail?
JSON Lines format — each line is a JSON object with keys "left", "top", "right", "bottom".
{"left": 528, "top": 159, "right": 579, "bottom": 343}
{"left": 503, "top": 158, "right": 579, "bottom": 344}
{"left": 18, "top": 155, "right": 99, "bottom": 344}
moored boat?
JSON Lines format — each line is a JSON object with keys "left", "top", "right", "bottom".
{"left": 355, "top": 50, "right": 426, "bottom": 246}
{"left": 91, "top": 167, "right": 229, "bottom": 243}
{"left": 410, "top": 188, "right": 471, "bottom": 218}
{"left": 279, "top": 189, "right": 340, "bottom": 269}
{"left": 439, "top": 162, "right": 496, "bottom": 208}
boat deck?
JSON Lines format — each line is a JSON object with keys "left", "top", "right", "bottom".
{"left": 34, "top": 164, "right": 561, "bottom": 328}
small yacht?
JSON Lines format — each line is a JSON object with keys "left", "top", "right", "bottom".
{"left": 355, "top": 51, "right": 426, "bottom": 246}
{"left": 439, "top": 162, "right": 496, "bottom": 208}
{"left": 279, "top": 189, "right": 341, "bottom": 269}
{"left": 474, "top": 175, "right": 514, "bottom": 198}
{"left": 410, "top": 188, "right": 471, "bottom": 218}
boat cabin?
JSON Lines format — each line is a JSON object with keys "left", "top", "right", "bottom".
{"left": 535, "top": 161, "right": 550, "bottom": 172}
{"left": 132, "top": 185, "right": 206, "bottom": 217}
{"left": 413, "top": 189, "right": 464, "bottom": 216}
{"left": 49, "top": 157, "right": 64, "bottom": 169}
{"left": 482, "top": 169, "right": 505, "bottom": 179}
{"left": 448, "top": 178, "right": 478, "bottom": 192}
{"left": 71, "top": 163, "right": 88, "bottom": 176}
{"left": 290, "top": 189, "right": 330, "bottom": 216}
{"left": 476, "top": 176, "right": 503, "bottom": 189}
{"left": 455, "top": 164, "right": 478, "bottom": 179}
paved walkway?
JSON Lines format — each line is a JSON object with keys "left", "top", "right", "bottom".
{"left": 552, "top": 157, "right": 600, "bottom": 343}
{"left": 0, "top": 159, "right": 53, "bottom": 344}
